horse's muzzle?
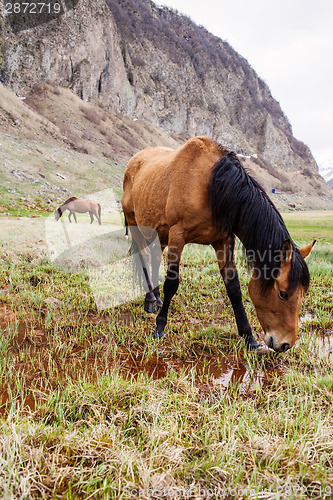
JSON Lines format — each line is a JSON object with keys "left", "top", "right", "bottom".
{"left": 277, "top": 342, "right": 291, "bottom": 352}
{"left": 265, "top": 334, "right": 291, "bottom": 353}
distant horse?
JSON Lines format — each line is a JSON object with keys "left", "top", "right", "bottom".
{"left": 54, "top": 197, "right": 101, "bottom": 225}
{"left": 122, "top": 136, "right": 315, "bottom": 352}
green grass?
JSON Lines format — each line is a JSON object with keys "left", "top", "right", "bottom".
{"left": 0, "top": 212, "right": 332, "bottom": 497}
{"left": 282, "top": 210, "right": 333, "bottom": 244}
{"left": 0, "top": 131, "right": 126, "bottom": 216}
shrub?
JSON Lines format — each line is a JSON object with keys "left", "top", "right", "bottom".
{"left": 79, "top": 105, "right": 101, "bottom": 126}
{"left": 131, "top": 56, "right": 145, "bottom": 68}
{"left": 302, "top": 168, "right": 313, "bottom": 178}
{"left": 207, "top": 102, "right": 219, "bottom": 114}
{"left": 143, "top": 86, "right": 152, "bottom": 96}
{"left": 99, "top": 126, "right": 108, "bottom": 136}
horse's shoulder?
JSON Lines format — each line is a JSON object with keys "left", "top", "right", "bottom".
{"left": 177, "top": 136, "right": 222, "bottom": 158}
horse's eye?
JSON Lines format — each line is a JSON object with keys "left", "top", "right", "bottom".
{"left": 279, "top": 290, "right": 289, "bottom": 301}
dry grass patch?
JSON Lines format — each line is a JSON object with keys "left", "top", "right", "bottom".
{"left": 0, "top": 215, "right": 332, "bottom": 497}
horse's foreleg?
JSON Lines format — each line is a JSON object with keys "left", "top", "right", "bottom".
{"left": 68, "top": 212, "right": 72, "bottom": 223}
{"left": 153, "top": 226, "right": 184, "bottom": 340}
{"left": 213, "top": 238, "right": 259, "bottom": 350}
{"left": 73, "top": 212, "right": 77, "bottom": 223}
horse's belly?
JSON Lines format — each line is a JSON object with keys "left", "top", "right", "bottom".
{"left": 185, "top": 220, "right": 224, "bottom": 245}
{"left": 68, "top": 201, "right": 89, "bottom": 213}
{"left": 132, "top": 178, "right": 169, "bottom": 227}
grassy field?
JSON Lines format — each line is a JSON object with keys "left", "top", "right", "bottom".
{"left": 0, "top": 211, "right": 332, "bottom": 498}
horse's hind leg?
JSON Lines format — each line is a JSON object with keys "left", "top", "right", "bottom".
{"left": 89, "top": 210, "right": 94, "bottom": 224}
{"left": 94, "top": 206, "right": 101, "bottom": 225}
{"left": 129, "top": 226, "right": 157, "bottom": 312}
{"left": 153, "top": 224, "right": 184, "bottom": 340}
{"left": 146, "top": 243, "right": 164, "bottom": 311}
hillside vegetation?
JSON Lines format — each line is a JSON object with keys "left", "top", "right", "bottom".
{"left": 0, "top": 0, "right": 332, "bottom": 196}
{"left": 0, "top": 82, "right": 181, "bottom": 214}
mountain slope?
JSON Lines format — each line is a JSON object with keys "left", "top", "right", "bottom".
{"left": 0, "top": 81, "right": 181, "bottom": 213}
{"left": 0, "top": 0, "right": 332, "bottom": 195}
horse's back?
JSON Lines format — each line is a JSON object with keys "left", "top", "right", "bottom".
{"left": 122, "top": 137, "right": 225, "bottom": 243}
{"left": 67, "top": 198, "right": 94, "bottom": 213}
{"left": 124, "top": 136, "right": 221, "bottom": 178}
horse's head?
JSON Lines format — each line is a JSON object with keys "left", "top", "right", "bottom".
{"left": 54, "top": 208, "right": 61, "bottom": 221}
{"left": 248, "top": 239, "right": 315, "bottom": 352}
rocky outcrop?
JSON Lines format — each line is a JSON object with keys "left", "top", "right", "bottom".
{"left": 0, "top": 0, "right": 331, "bottom": 195}
{"left": 1, "top": 0, "right": 132, "bottom": 111}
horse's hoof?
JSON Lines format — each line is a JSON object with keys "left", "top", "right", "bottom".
{"left": 245, "top": 335, "right": 260, "bottom": 350}
{"left": 152, "top": 328, "right": 165, "bottom": 340}
{"left": 156, "top": 297, "right": 163, "bottom": 309}
{"left": 144, "top": 300, "right": 157, "bottom": 314}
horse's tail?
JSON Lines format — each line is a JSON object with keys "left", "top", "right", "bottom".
{"left": 124, "top": 213, "right": 129, "bottom": 236}
{"left": 128, "top": 236, "right": 145, "bottom": 291}
{"left": 124, "top": 214, "right": 143, "bottom": 288}
{"left": 98, "top": 203, "right": 101, "bottom": 224}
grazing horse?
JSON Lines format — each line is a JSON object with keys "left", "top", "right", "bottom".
{"left": 122, "top": 137, "right": 315, "bottom": 352}
{"left": 54, "top": 197, "right": 101, "bottom": 225}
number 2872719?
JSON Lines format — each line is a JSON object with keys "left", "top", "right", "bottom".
{"left": 4, "top": 2, "right": 62, "bottom": 15}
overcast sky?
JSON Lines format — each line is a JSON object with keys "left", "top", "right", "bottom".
{"left": 157, "top": 0, "right": 333, "bottom": 168}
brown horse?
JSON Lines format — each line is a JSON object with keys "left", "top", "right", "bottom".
{"left": 54, "top": 197, "right": 101, "bottom": 225}
{"left": 122, "top": 136, "right": 315, "bottom": 352}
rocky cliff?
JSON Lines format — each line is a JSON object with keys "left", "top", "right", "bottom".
{"left": 0, "top": 0, "right": 331, "bottom": 195}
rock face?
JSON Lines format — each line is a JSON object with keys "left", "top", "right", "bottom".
{"left": 1, "top": 0, "right": 132, "bottom": 111}
{"left": 0, "top": 0, "right": 331, "bottom": 195}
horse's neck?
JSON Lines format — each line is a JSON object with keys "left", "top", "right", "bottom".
{"left": 235, "top": 211, "right": 288, "bottom": 266}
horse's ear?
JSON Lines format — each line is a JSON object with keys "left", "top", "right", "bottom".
{"left": 280, "top": 238, "right": 293, "bottom": 264}
{"left": 275, "top": 239, "right": 292, "bottom": 288}
{"left": 300, "top": 240, "right": 316, "bottom": 260}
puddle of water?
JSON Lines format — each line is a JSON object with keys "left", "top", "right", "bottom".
{"left": 299, "top": 310, "right": 333, "bottom": 357}
{"left": 307, "top": 332, "right": 333, "bottom": 357}
{"left": 300, "top": 311, "right": 314, "bottom": 325}
{"left": 1, "top": 303, "right": 332, "bottom": 415}
{"left": 0, "top": 305, "right": 281, "bottom": 395}
{"left": 117, "top": 351, "right": 280, "bottom": 394}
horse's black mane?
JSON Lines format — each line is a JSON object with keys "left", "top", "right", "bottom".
{"left": 209, "top": 152, "right": 310, "bottom": 291}
{"left": 61, "top": 196, "right": 78, "bottom": 206}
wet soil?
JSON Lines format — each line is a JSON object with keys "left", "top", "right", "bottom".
{"left": 0, "top": 305, "right": 332, "bottom": 414}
